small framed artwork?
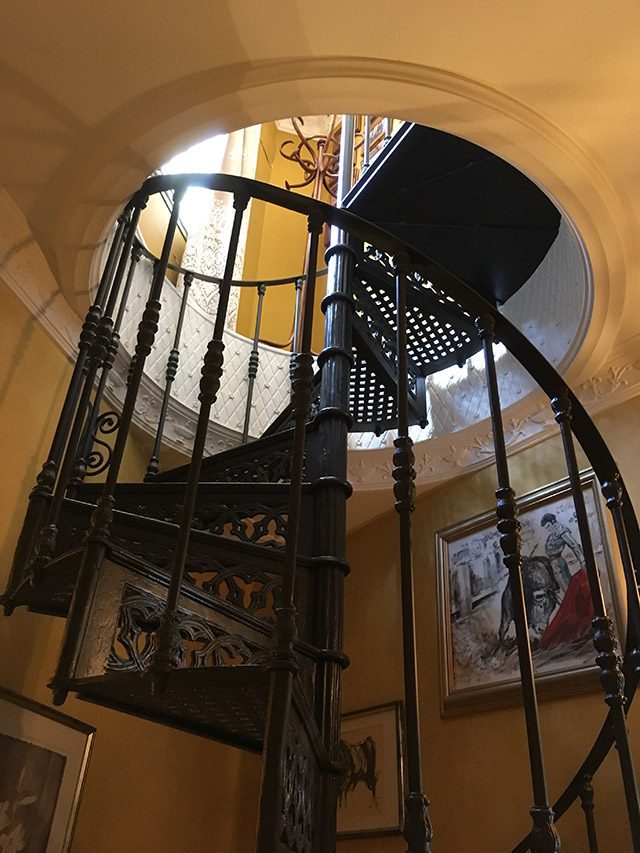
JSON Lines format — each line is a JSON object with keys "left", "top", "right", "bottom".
{"left": 0, "top": 686, "right": 95, "bottom": 852}
{"left": 337, "top": 701, "right": 405, "bottom": 839}
{"left": 436, "top": 468, "right": 622, "bottom": 716}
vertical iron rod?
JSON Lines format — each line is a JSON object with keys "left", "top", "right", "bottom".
{"left": 579, "top": 775, "right": 599, "bottom": 853}
{"left": 362, "top": 115, "right": 371, "bottom": 171}
{"left": 552, "top": 393, "right": 640, "bottom": 844}
{"left": 70, "top": 242, "right": 143, "bottom": 491}
{"left": 393, "top": 254, "right": 432, "bottom": 853}
{"left": 341, "top": 114, "right": 356, "bottom": 198}
{"left": 242, "top": 282, "right": 266, "bottom": 444}
{"left": 154, "top": 192, "right": 248, "bottom": 668}
{"left": 477, "top": 313, "right": 559, "bottom": 852}
{"left": 383, "top": 117, "right": 392, "bottom": 145}
{"left": 36, "top": 212, "right": 129, "bottom": 495}
{"left": 28, "top": 202, "right": 145, "bottom": 576}
{"left": 256, "top": 211, "right": 323, "bottom": 852}
{"left": 145, "top": 272, "right": 193, "bottom": 479}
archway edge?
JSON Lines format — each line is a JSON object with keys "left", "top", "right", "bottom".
{"left": 55, "top": 55, "right": 632, "bottom": 383}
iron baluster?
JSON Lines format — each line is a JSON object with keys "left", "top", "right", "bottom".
{"left": 383, "top": 117, "right": 392, "bottom": 146}
{"left": 477, "top": 312, "right": 559, "bottom": 852}
{"left": 579, "top": 774, "right": 599, "bottom": 853}
{"left": 242, "top": 282, "right": 266, "bottom": 444}
{"left": 27, "top": 202, "right": 145, "bottom": 580}
{"left": 552, "top": 392, "right": 640, "bottom": 845}
{"left": 70, "top": 242, "right": 143, "bottom": 491}
{"left": 256, "top": 210, "right": 324, "bottom": 852}
{"left": 145, "top": 272, "right": 193, "bottom": 480}
{"left": 153, "top": 191, "right": 249, "bottom": 670}
{"left": 362, "top": 115, "right": 371, "bottom": 171}
{"left": 393, "top": 253, "right": 432, "bottom": 853}
{"left": 49, "top": 186, "right": 183, "bottom": 704}
{"left": 292, "top": 276, "right": 304, "bottom": 355}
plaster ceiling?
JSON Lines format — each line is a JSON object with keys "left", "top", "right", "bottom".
{"left": 2, "top": 0, "right": 640, "bottom": 528}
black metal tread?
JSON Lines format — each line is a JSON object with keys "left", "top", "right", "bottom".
{"left": 64, "top": 667, "right": 271, "bottom": 752}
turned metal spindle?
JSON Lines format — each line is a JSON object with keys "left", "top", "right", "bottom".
{"left": 145, "top": 272, "right": 193, "bottom": 480}
{"left": 154, "top": 191, "right": 249, "bottom": 670}
{"left": 579, "top": 774, "right": 599, "bottom": 853}
{"left": 393, "top": 254, "right": 432, "bottom": 853}
{"left": 256, "top": 211, "right": 323, "bottom": 852}
{"left": 28, "top": 202, "right": 145, "bottom": 577}
{"left": 552, "top": 393, "right": 640, "bottom": 845}
{"left": 477, "top": 313, "right": 559, "bottom": 852}
{"left": 70, "top": 242, "right": 143, "bottom": 491}
{"left": 241, "top": 282, "right": 266, "bottom": 444}
{"left": 362, "top": 115, "right": 371, "bottom": 170}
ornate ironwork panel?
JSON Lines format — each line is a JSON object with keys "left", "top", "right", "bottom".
{"left": 108, "top": 584, "right": 269, "bottom": 673}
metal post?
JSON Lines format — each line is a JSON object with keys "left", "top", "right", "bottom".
{"left": 242, "top": 283, "right": 266, "bottom": 444}
{"left": 256, "top": 210, "right": 324, "bottom": 852}
{"left": 394, "top": 253, "right": 432, "bottom": 853}
{"left": 49, "top": 185, "right": 183, "bottom": 704}
{"left": 579, "top": 775, "right": 599, "bottom": 853}
{"left": 552, "top": 393, "right": 640, "bottom": 845}
{"left": 70, "top": 242, "right": 143, "bottom": 492}
{"left": 383, "top": 117, "right": 392, "bottom": 146}
{"left": 477, "top": 313, "right": 559, "bottom": 852}
{"left": 145, "top": 272, "right": 193, "bottom": 479}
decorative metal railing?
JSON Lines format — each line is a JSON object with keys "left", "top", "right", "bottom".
{"left": 2, "top": 165, "right": 640, "bottom": 852}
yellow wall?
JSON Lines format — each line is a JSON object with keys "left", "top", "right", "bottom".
{"left": 237, "top": 123, "right": 329, "bottom": 354}
{"left": 341, "top": 398, "right": 640, "bottom": 852}
{"left": 0, "top": 281, "right": 260, "bottom": 852}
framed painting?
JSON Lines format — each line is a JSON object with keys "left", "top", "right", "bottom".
{"left": 0, "top": 687, "right": 95, "bottom": 852}
{"left": 337, "top": 701, "right": 405, "bottom": 839}
{"left": 436, "top": 469, "right": 623, "bottom": 716}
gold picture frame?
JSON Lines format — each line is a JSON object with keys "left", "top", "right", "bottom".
{"left": 0, "top": 686, "right": 95, "bottom": 851}
{"left": 337, "top": 701, "right": 405, "bottom": 838}
{"left": 436, "top": 469, "right": 623, "bottom": 716}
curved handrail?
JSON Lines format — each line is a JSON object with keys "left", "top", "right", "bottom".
{"left": 134, "top": 238, "right": 328, "bottom": 288}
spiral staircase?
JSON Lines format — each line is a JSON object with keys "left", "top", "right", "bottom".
{"left": 2, "top": 120, "right": 640, "bottom": 852}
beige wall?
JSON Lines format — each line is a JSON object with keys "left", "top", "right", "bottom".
{"left": 0, "top": 281, "right": 260, "bottom": 852}
{"left": 341, "top": 397, "right": 640, "bottom": 852}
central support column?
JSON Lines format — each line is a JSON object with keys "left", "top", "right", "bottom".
{"left": 312, "top": 114, "right": 357, "bottom": 851}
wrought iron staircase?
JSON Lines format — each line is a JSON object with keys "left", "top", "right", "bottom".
{"left": 2, "top": 122, "right": 640, "bottom": 852}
